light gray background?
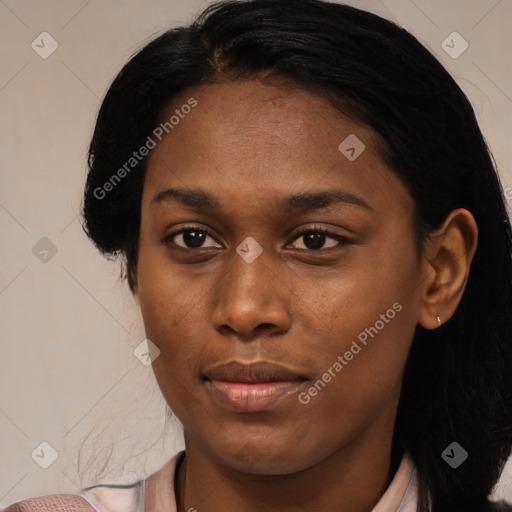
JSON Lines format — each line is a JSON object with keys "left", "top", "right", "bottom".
{"left": 1, "top": 0, "right": 511, "bottom": 507}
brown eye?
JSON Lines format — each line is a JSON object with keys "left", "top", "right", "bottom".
{"left": 288, "top": 227, "right": 351, "bottom": 251}
{"left": 163, "top": 227, "right": 221, "bottom": 249}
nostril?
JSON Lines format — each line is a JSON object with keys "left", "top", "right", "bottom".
{"left": 257, "top": 323, "right": 275, "bottom": 332}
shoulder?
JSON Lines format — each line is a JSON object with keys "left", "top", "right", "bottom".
{"left": 2, "top": 494, "right": 95, "bottom": 512}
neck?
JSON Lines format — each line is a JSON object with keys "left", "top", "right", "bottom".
{"left": 175, "top": 422, "right": 402, "bottom": 512}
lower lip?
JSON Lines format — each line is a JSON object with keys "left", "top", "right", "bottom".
{"left": 206, "top": 380, "right": 305, "bottom": 412}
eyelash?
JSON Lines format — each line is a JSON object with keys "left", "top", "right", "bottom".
{"left": 162, "top": 225, "right": 351, "bottom": 252}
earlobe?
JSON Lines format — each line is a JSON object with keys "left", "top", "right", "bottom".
{"left": 417, "top": 208, "right": 478, "bottom": 330}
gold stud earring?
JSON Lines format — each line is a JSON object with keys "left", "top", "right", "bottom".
{"left": 436, "top": 315, "right": 442, "bottom": 327}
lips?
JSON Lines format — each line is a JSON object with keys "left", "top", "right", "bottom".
{"left": 203, "top": 361, "right": 306, "bottom": 383}
{"left": 202, "top": 361, "right": 307, "bottom": 413}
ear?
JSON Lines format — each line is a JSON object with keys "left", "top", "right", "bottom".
{"left": 417, "top": 208, "right": 478, "bottom": 329}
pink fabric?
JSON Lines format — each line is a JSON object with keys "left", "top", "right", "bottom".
{"left": 144, "top": 452, "right": 182, "bottom": 512}
{"left": 2, "top": 494, "right": 94, "bottom": 512}
{"left": 372, "top": 453, "right": 418, "bottom": 512}
{"left": 80, "top": 483, "right": 144, "bottom": 512}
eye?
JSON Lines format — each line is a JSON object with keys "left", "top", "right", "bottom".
{"left": 162, "top": 225, "right": 351, "bottom": 252}
{"left": 162, "top": 227, "right": 221, "bottom": 249}
{"left": 288, "top": 226, "right": 350, "bottom": 251}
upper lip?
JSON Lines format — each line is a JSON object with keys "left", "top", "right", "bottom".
{"left": 202, "top": 361, "right": 306, "bottom": 383}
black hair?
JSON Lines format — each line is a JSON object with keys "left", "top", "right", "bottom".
{"left": 81, "top": 1, "right": 512, "bottom": 510}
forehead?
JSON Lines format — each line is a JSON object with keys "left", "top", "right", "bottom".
{"left": 143, "top": 80, "right": 412, "bottom": 215}
{"left": 153, "top": 80, "right": 367, "bottom": 156}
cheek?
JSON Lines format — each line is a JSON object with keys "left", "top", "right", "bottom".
{"left": 295, "top": 305, "right": 414, "bottom": 447}
{"left": 296, "top": 248, "right": 419, "bottom": 407}
{"left": 136, "top": 247, "right": 201, "bottom": 370}
{"left": 137, "top": 237, "right": 191, "bottom": 323}
{"left": 138, "top": 270, "right": 206, "bottom": 417}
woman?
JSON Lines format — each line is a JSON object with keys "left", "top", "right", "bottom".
{"left": 4, "top": 0, "right": 512, "bottom": 511}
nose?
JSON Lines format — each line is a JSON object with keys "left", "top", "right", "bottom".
{"left": 211, "top": 245, "right": 292, "bottom": 339}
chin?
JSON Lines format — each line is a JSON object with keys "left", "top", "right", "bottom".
{"left": 204, "top": 435, "right": 325, "bottom": 475}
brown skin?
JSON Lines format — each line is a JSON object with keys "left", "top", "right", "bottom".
{"left": 134, "top": 80, "right": 478, "bottom": 512}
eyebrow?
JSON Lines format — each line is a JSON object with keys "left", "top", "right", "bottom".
{"left": 150, "top": 187, "right": 373, "bottom": 213}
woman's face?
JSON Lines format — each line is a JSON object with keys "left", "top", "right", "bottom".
{"left": 135, "top": 80, "right": 427, "bottom": 474}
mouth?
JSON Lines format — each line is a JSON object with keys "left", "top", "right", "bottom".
{"left": 202, "top": 361, "right": 308, "bottom": 413}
